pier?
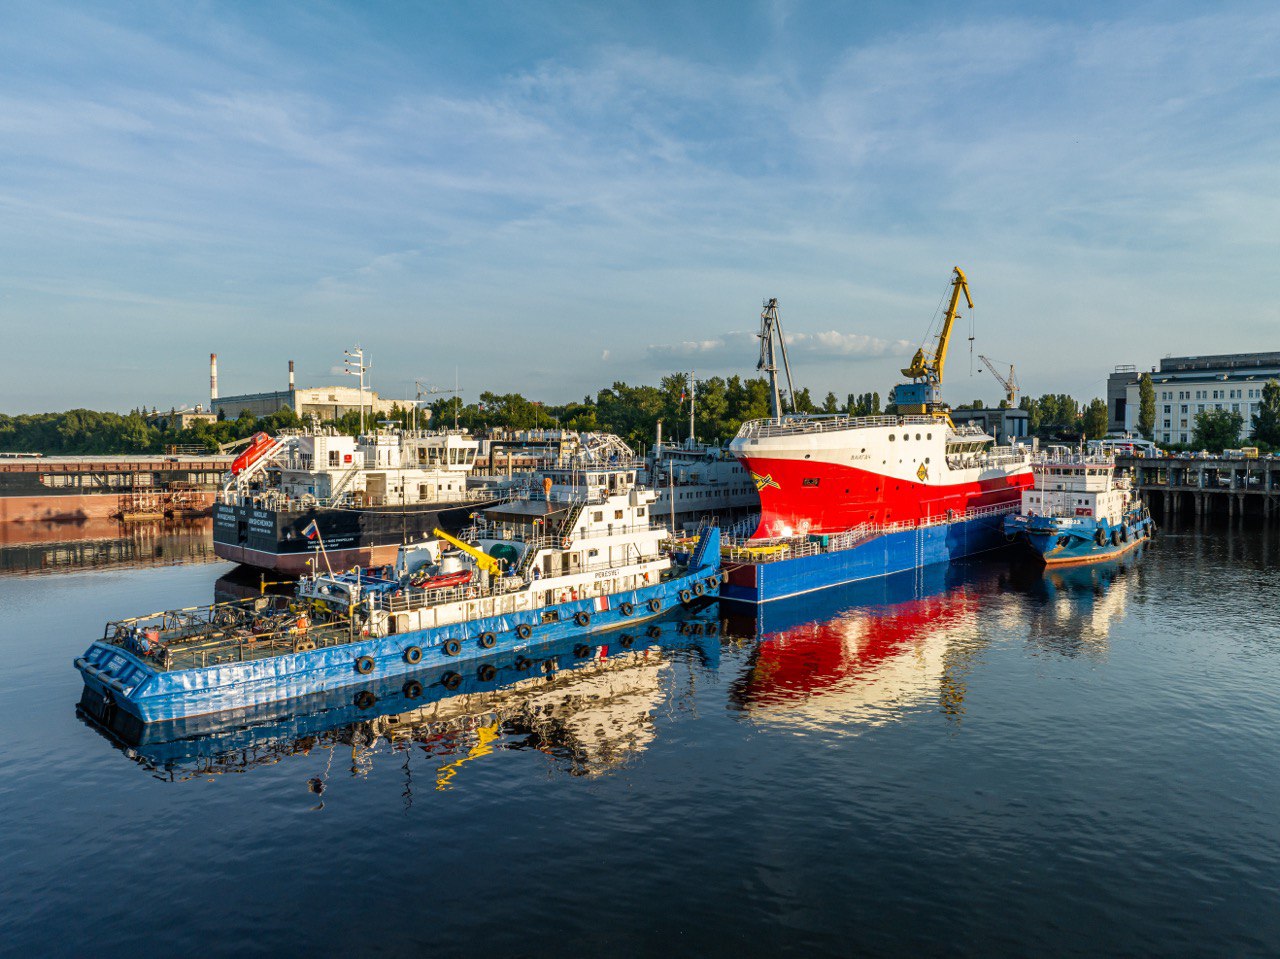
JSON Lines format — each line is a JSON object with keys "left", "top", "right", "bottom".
{"left": 1118, "top": 454, "right": 1280, "bottom": 521}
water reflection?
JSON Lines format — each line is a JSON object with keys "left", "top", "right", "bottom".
{"left": 1004, "top": 544, "right": 1143, "bottom": 658}
{"left": 0, "top": 517, "right": 215, "bottom": 576}
{"left": 77, "top": 619, "right": 720, "bottom": 792}
{"left": 723, "top": 565, "right": 996, "bottom": 730}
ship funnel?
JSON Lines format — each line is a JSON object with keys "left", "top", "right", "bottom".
{"left": 210, "top": 353, "right": 219, "bottom": 402}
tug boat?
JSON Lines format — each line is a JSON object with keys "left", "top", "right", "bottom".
{"left": 74, "top": 442, "right": 722, "bottom": 723}
{"left": 1003, "top": 452, "right": 1154, "bottom": 566}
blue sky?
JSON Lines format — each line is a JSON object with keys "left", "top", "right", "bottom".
{"left": 1, "top": 1, "right": 1277, "bottom": 414}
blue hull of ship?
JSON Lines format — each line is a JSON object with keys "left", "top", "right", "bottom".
{"left": 76, "top": 531, "right": 721, "bottom": 724}
{"left": 1004, "top": 510, "right": 1154, "bottom": 566}
{"left": 77, "top": 621, "right": 723, "bottom": 763}
{"left": 722, "top": 512, "right": 1009, "bottom": 605}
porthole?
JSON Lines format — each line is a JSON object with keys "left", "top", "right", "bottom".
{"left": 889, "top": 435, "right": 895, "bottom": 442}
{"left": 916, "top": 433, "right": 921, "bottom": 440}
{"left": 902, "top": 434, "right": 909, "bottom": 441}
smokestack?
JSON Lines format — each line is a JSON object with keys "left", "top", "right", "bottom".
{"left": 210, "top": 353, "right": 219, "bottom": 402}
{"left": 288, "top": 360, "right": 295, "bottom": 390}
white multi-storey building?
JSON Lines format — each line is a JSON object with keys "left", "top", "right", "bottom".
{"left": 1120, "top": 352, "right": 1280, "bottom": 446}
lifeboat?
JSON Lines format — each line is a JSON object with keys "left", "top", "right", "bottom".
{"left": 416, "top": 569, "right": 473, "bottom": 592}
{"left": 230, "top": 433, "right": 276, "bottom": 476}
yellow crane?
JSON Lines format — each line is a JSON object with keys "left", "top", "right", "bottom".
{"left": 895, "top": 266, "right": 973, "bottom": 416}
{"left": 901, "top": 266, "right": 973, "bottom": 386}
{"left": 432, "top": 527, "right": 506, "bottom": 576}
{"left": 978, "top": 354, "right": 1019, "bottom": 406}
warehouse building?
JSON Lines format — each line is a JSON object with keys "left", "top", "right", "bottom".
{"left": 208, "top": 355, "right": 413, "bottom": 422}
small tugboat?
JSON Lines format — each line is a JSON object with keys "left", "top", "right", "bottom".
{"left": 74, "top": 441, "right": 722, "bottom": 724}
{"left": 1003, "top": 451, "right": 1154, "bottom": 566}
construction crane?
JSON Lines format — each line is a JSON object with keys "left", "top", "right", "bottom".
{"left": 431, "top": 527, "right": 505, "bottom": 576}
{"left": 896, "top": 266, "right": 973, "bottom": 415}
{"left": 978, "top": 354, "right": 1019, "bottom": 407}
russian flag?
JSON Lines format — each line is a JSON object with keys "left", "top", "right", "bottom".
{"left": 302, "top": 520, "right": 320, "bottom": 541}
{"left": 594, "top": 596, "right": 610, "bottom": 612}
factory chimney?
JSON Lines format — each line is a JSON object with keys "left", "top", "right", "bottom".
{"left": 210, "top": 353, "right": 219, "bottom": 402}
{"left": 289, "top": 360, "right": 295, "bottom": 390}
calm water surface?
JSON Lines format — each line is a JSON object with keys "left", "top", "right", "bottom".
{"left": 1, "top": 519, "right": 1278, "bottom": 957}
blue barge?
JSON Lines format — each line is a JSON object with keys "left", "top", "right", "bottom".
{"left": 76, "top": 445, "right": 722, "bottom": 724}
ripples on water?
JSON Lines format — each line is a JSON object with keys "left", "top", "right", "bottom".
{"left": 1, "top": 518, "right": 1278, "bottom": 957}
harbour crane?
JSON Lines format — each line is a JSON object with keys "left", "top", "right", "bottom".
{"left": 978, "top": 354, "right": 1019, "bottom": 407}
{"left": 901, "top": 266, "right": 972, "bottom": 388}
{"left": 757, "top": 297, "right": 797, "bottom": 420}
{"left": 895, "top": 266, "right": 973, "bottom": 415}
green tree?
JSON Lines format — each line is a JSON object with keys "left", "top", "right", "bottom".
{"left": 1137, "top": 373, "right": 1155, "bottom": 439}
{"left": 821, "top": 391, "right": 839, "bottom": 414}
{"left": 1083, "top": 398, "right": 1109, "bottom": 440}
{"left": 1193, "top": 408, "right": 1244, "bottom": 452}
{"left": 1251, "top": 379, "right": 1280, "bottom": 448}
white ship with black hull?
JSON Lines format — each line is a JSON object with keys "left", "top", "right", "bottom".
{"left": 213, "top": 429, "right": 498, "bottom": 574}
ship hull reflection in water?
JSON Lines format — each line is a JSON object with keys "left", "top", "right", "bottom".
{"left": 0, "top": 517, "right": 215, "bottom": 576}
{"left": 724, "top": 550, "right": 1141, "bottom": 729}
{"left": 77, "top": 618, "right": 720, "bottom": 787}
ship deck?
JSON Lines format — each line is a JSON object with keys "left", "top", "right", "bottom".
{"left": 103, "top": 597, "right": 357, "bottom": 672}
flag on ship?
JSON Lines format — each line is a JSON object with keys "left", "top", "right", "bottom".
{"left": 302, "top": 520, "right": 320, "bottom": 541}
{"left": 594, "top": 596, "right": 611, "bottom": 612}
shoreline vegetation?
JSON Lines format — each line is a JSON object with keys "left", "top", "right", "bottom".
{"left": 3, "top": 372, "right": 1273, "bottom": 456}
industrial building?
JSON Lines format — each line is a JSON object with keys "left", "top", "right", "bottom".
{"left": 208, "top": 354, "right": 414, "bottom": 422}
{"left": 949, "top": 406, "right": 1030, "bottom": 445}
{"left": 1115, "top": 352, "right": 1280, "bottom": 446}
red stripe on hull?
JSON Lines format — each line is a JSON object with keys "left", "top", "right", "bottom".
{"left": 737, "top": 456, "right": 1031, "bottom": 538}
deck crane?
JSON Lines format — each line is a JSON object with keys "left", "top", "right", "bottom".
{"left": 978, "top": 354, "right": 1019, "bottom": 407}
{"left": 431, "top": 527, "right": 506, "bottom": 576}
{"left": 895, "top": 266, "right": 973, "bottom": 416}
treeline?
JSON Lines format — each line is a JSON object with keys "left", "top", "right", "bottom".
{"left": 0, "top": 407, "right": 308, "bottom": 456}
{"left": 19, "top": 367, "right": 1245, "bottom": 454}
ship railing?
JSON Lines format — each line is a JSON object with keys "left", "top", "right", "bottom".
{"left": 372, "top": 552, "right": 673, "bottom": 615}
{"left": 735, "top": 414, "right": 941, "bottom": 440}
{"left": 102, "top": 597, "right": 356, "bottom": 672}
{"left": 721, "top": 502, "right": 1021, "bottom": 564}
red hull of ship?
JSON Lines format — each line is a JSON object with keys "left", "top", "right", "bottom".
{"left": 736, "top": 455, "right": 1032, "bottom": 537}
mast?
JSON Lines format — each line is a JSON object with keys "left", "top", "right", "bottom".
{"left": 757, "top": 298, "right": 796, "bottom": 420}
{"left": 688, "top": 370, "right": 695, "bottom": 446}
